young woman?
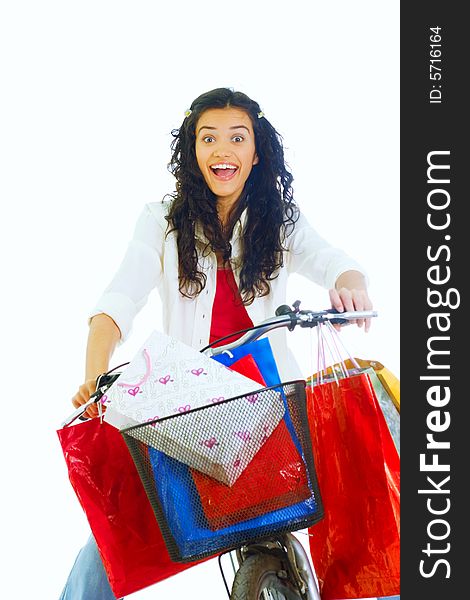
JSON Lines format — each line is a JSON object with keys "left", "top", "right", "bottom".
{"left": 61, "top": 87, "right": 372, "bottom": 599}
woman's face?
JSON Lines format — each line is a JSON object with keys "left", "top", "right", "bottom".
{"left": 195, "top": 107, "right": 259, "bottom": 209}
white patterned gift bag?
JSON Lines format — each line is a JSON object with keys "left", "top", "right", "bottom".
{"left": 104, "top": 331, "right": 285, "bottom": 485}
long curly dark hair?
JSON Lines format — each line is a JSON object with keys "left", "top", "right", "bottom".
{"left": 166, "top": 87, "right": 299, "bottom": 304}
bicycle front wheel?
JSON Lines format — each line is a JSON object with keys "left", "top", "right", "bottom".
{"left": 230, "top": 554, "right": 303, "bottom": 600}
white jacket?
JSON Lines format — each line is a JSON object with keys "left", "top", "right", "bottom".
{"left": 90, "top": 201, "right": 366, "bottom": 380}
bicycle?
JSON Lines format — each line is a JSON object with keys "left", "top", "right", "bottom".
{"left": 62, "top": 301, "right": 378, "bottom": 600}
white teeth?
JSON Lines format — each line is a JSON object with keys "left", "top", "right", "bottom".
{"left": 211, "top": 163, "right": 237, "bottom": 170}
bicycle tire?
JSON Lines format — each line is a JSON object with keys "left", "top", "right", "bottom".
{"left": 230, "top": 554, "right": 303, "bottom": 600}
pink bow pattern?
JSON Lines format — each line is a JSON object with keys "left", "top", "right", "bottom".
{"left": 261, "top": 425, "right": 269, "bottom": 443}
{"left": 211, "top": 396, "right": 225, "bottom": 404}
{"left": 234, "top": 430, "right": 251, "bottom": 442}
{"left": 200, "top": 437, "right": 219, "bottom": 449}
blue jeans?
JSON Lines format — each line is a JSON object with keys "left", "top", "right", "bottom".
{"left": 60, "top": 534, "right": 400, "bottom": 600}
{"left": 59, "top": 535, "right": 122, "bottom": 600}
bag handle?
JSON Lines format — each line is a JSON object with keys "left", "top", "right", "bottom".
{"left": 315, "top": 323, "right": 347, "bottom": 385}
{"left": 325, "top": 321, "right": 361, "bottom": 371}
{"left": 117, "top": 348, "right": 152, "bottom": 389}
{"left": 311, "top": 322, "right": 363, "bottom": 387}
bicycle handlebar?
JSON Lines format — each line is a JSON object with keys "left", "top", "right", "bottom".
{"left": 60, "top": 302, "right": 377, "bottom": 428}
{"left": 203, "top": 305, "right": 378, "bottom": 356}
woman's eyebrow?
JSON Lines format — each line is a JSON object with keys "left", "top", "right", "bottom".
{"left": 229, "top": 125, "right": 250, "bottom": 132}
{"left": 197, "top": 125, "right": 251, "bottom": 135}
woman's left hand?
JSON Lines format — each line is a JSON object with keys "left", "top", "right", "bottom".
{"left": 329, "top": 286, "right": 373, "bottom": 332}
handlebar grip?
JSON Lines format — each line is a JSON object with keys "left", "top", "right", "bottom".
{"left": 298, "top": 308, "right": 378, "bottom": 328}
{"left": 332, "top": 310, "right": 378, "bottom": 320}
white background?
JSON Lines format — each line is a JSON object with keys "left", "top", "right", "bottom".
{"left": 0, "top": 1, "right": 399, "bottom": 598}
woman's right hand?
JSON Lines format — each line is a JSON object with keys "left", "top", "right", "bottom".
{"left": 73, "top": 313, "right": 120, "bottom": 419}
{"left": 71, "top": 378, "right": 99, "bottom": 419}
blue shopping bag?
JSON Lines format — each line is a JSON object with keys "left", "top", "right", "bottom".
{"left": 212, "top": 337, "right": 282, "bottom": 388}
{"left": 148, "top": 440, "right": 320, "bottom": 561}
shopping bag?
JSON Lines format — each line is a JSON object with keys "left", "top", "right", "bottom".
{"left": 104, "top": 330, "right": 263, "bottom": 429}
{"left": 212, "top": 337, "right": 302, "bottom": 451}
{"left": 57, "top": 418, "right": 207, "bottom": 598}
{"left": 122, "top": 341, "right": 324, "bottom": 562}
{"left": 364, "top": 367, "right": 400, "bottom": 453}
{"left": 358, "top": 357, "right": 400, "bottom": 412}
{"left": 141, "top": 383, "right": 323, "bottom": 562}
{"left": 212, "top": 337, "right": 282, "bottom": 388}
{"left": 314, "top": 357, "right": 400, "bottom": 412}
{"left": 103, "top": 331, "right": 282, "bottom": 486}
{"left": 226, "top": 353, "right": 268, "bottom": 386}
{"left": 308, "top": 362, "right": 400, "bottom": 453}
{"left": 306, "top": 372, "right": 400, "bottom": 599}
{"left": 193, "top": 353, "right": 311, "bottom": 529}
{"left": 308, "top": 357, "right": 400, "bottom": 412}
{"left": 191, "top": 417, "right": 312, "bottom": 529}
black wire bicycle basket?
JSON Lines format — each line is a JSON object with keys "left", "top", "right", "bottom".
{"left": 121, "top": 380, "right": 323, "bottom": 562}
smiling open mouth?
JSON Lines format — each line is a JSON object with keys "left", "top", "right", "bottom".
{"left": 210, "top": 163, "right": 239, "bottom": 180}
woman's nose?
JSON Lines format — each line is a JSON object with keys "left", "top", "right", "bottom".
{"left": 213, "top": 145, "right": 232, "bottom": 158}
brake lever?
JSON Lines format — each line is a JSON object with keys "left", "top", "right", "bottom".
{"left": 324, "top": 309, "right": 378, "bottom": 324}
{"left": 323, "top": 308, "right": 349, "bottom": 326}
{"left": 60, "top": 372, "right": 122, "bottom": 428}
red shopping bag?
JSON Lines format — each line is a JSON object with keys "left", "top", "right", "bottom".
{"left": 192, "top": 418, "right": 311, "bottom": 529}
{"left": 228, "top": 353, "right": 267, "bottom": 386}
{"left": 56, "top": 354, "right": 268, "bottom": 595}
{"left": 306, "top": 372, "right": 400, "bottom": 599}
{"left": 57, "top": 418, "right": 208, "bottom": 598}
{"left": 192, "top": 352, "right": 311, "bottom": 529}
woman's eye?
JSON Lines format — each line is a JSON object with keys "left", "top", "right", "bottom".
{"left": 232, "top": 135, "right": 244, "bottom": 142}
{"left": 202, "top": 135, "right": 215, "bottom": 143}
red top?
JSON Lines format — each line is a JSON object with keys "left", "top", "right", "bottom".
{"left": 209, "top": 267, "right": 254, "bottom": 347}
